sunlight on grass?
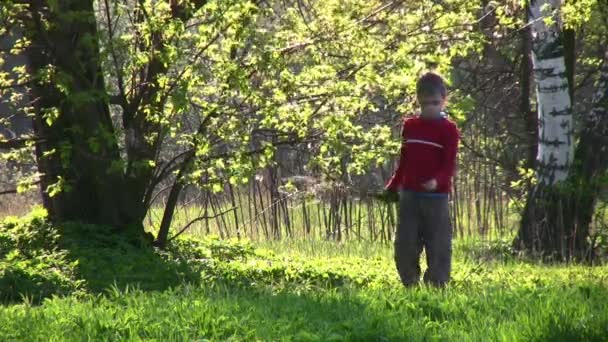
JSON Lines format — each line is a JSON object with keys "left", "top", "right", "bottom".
{"left": 2, "top": 211, "right": 607, "bottom": 341}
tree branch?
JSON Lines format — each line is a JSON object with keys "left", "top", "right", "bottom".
{"left": 201, "top": 135, "right": 322, "bottom": 163}
{"left": 0, "top": 137, "right": 42, "bottom": 149}
{"left": 170, "top": 0, "right": 209, "bottom": 21}
{"left": 0, "top": 188, "right": 17, "bottom": 196}
{"left": 0, "top": 180, "right": 41, "bottom": 196}
{"left": 103, "top": 0, "right": 128, "bottom": 110}
{"left": 0, "top": 81, "right": 31, "bottom": 90}
{"left": 168, "top": 206, "right": 236, "bottom": 242}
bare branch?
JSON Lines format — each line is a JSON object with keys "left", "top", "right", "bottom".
{"left": 0, "top": 136, "right": 42, "bottom": 149}
{"left": 0, "top": 188, "right": 17, "bottom": 196}
{"left": 168, "top": 206, "right": 237, "bottom": 241}
{"left": 201, "top": 134, "right": 322, "bottom": 163}
{"left": 0, "top": 180, "right": 41, "bottom": 196}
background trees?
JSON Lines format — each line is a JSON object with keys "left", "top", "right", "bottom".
{"left": 1, "top": 0, "right": 606, "bottom": 260}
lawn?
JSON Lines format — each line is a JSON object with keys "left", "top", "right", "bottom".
{"left": 0, "top": 210, "right": 607, "bottom": 341}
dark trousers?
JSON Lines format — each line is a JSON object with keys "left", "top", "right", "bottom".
{"left": 394, "top": 191, "right": 452, "bottom": 287}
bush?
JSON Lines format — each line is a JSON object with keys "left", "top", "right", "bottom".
{"left": 0, "top": 208, "right": 84, "bottom": 303}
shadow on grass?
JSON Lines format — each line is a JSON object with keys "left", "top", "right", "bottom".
{"left": 0, "top": 283, "right": 409, "bottom": 340}
{"left": 2, "top": 277, "right": 608, "bottom": 341}
{"left": 57, "top": 222, "right": 202, "bottom": 293}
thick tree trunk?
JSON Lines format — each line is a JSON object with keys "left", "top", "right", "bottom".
{"left": 24, "top": 1, "right": 147, "bottom": 233}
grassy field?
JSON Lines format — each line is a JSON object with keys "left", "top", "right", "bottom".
{"left": 1, "top": 210, "right": 607, "bottom": 341}
{"left": 1, "top": 273, "right": 607, "bottom": 341}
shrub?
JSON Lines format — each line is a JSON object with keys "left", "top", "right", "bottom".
{"left": 0, "top": 208, "right": 83, "bottom": 303}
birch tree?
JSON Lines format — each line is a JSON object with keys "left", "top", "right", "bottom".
{"left": 516, "top": 0, "right": 608, "bottom": 260}
{"left": 529, "top": 0, "right": 573, "bottom": 185}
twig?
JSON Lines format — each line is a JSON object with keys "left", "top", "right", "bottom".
{"left": 0, "top": 188, "right": 17, "bottom": 196}
{"left": 168, "top": 206, "right": 237, "bottom": 241}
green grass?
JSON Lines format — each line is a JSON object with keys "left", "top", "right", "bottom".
{"left": 1, "top": 210, "right": 608, "bottom": 341}
{"left": 1, "top": 278, "right": 607, "bottom": 341}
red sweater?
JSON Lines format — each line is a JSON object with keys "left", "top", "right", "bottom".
{"left": 385, "top": 114, "right": 460, "bottom": 194}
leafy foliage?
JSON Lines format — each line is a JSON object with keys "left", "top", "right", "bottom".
{"left": 1, "top": 0, "right": 485, "bottom": 239}
{"left": 0, "top": 209, "right": 84, "bottom": 303}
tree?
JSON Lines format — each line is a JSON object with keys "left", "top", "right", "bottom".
{"left": 515, "top": 0, "right": 608, "bottom": 261}
{"left": 1, "top": 0, "right": 482, "bottom": 247}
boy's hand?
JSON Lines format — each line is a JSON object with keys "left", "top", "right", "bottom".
{"left": 422, "top": 178, "right": 437, "bottom": 191}
{"left": 374, "top": 189, "right": 399, "bottom": 203}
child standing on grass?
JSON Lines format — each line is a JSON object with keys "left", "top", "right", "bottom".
{"left": 385, "top": 72, "right": 460, "bottom": 287}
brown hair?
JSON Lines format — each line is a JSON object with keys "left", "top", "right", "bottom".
{"left": 416, "top": 72, "right": 447, "bottom": 98}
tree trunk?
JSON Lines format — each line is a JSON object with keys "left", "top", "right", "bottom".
{"left": 24, "top": 1, "right": 147, "bottom": 234}
{"left": 515, "top": 1, "right": 608, "bottom": 261}
{"left": 520, "top": 5, "right": 537, "bottom": 170}
{"left": 154, "top": 154, "right": 191, "bottom": 247}
{"left": 530, "top": 1, "right": 574, "bottom": 184}
{"left": 514, "top": 0, "right": 574, "bottom": 259}
{"left": 566, "top": 49, "right": 608, "bottom": 259}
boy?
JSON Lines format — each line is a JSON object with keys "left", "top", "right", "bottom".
{"left": 385, "top": 72, "right": 460, "bottom": 287}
